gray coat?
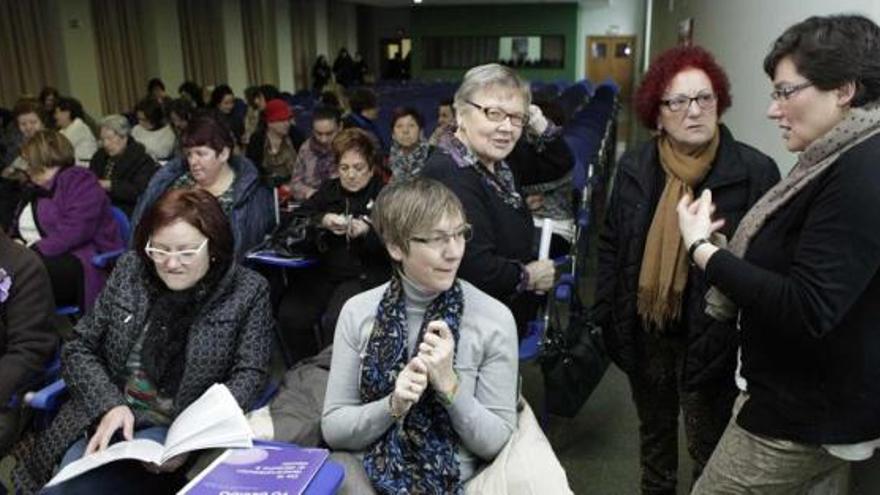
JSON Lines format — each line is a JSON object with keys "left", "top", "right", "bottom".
{"left": 11, "top": 252, "right": 273, "bottom": 492}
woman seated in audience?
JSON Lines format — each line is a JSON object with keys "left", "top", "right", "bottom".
{"left": 9, "top": 130, "right": 123, "bottom": 309}
{"left": 0, "top": 230, "right": 57, "bottom": 458}
{"left": 38, "top": 87, "right": 60, "bottom": 129}
{"left": 2, "top": 98, "right": 45, "bottom": 176}
{"left": 322, "top": 177, "right": 518, "bottom": 493}
{"left": 246, "top": 99, "right": 301, "bottom": 185}
{"left": 680, "top": 15, "right": 880, "bottom": 494}
{"left": 343, "top": 87, "right": 389, "bottom": 152}
{"left": 278, "top": 128, "right": 390, "bottom": 363}
{"left": 290, "top": 105, "right": 342, "bottom": 201}
{"left": 55, "top": 97, "right": 98, "bottom": 163}
{"left": 388, "top": 106, "right": 432, "bottom": 181}
{"left": 89, "top": 115, "right": 160, "bottom": 217}
{"left": 147, "top": 77, "right": 171, "bottom": 108}
{"left": 11, "top": 188, "right": 273, "bottom": 493}
{"left": 210, "top": 84, "right": 244, "bottom": 145}
{"left": 132, "top": 97, "right": 177, "bottom": 161}
{"left": 421, "top": 63, "right": 571, "bottom": 335}
{"left": 132, "top": 114, "right": 275, "bottom": 260}
{"left": 594, "top": 45, "right": 779, "bottom": 495}
{"left": 178, "top": 81, "right": 205, "bottom": 108}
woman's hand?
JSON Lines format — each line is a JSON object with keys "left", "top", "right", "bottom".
{"left": 321, "top": 213, "right": 349, "bottom": 236}
{"left": 347, "top": 218, "right": 370, "bottom": 238}
{"left": 528, "top": 104, "right": 549, "bottom": 135}
{"left": 677, "top": 189, "right": 725, "bottom": 248}
{"left": 391, "top": 357, "right": 429, "bottom": 417}
{"left": 143, "top": 453, "right": 189, "bottom": 474}
{"left": 525, "top": 259, "right": 555, "bottom": 292}
{"left": 84, "top": 405, "right": 134, "bottom": 455}
{"left": 98, "top": 179, "right": 112, "bottom": 191}
{"left": 417, "top": 321, "right": 457, "bottom": 396}
{"left": 525, "top": 194, "right": 545, "bottom": 211}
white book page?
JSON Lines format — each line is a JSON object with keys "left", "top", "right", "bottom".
{"left": 46, "top": 439, "right": 163, "bottom": 487}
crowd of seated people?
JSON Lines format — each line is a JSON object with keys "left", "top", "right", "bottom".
{"left": 3, "top": 15, "right": 878, "bottom": 492}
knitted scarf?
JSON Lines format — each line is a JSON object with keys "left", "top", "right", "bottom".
{"left": 705, "top": 103, "right": 880, "bottom": 321}
{"left": 361, "top": 275, "right": 465, "bottom": 494}
{"left": 389, "top": 140, "right": 431, "bottom": 181}
{"left": 637, "top": 128, "right": 719, "bottom": 331}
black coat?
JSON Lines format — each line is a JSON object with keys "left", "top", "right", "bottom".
{"left": 298, "top": 175, "right": 390, "bottom": 286}
{"left": 421, "top": 131, "right": 573, "bottom": 333}
{"left": 594, "top": 125, "right": 779, "bottom": 389}
{"left": 705, "top": 132, "right": 880, "bottom": 444}
{"left": 89, "top": 139, "right": 159, "bottom": 217}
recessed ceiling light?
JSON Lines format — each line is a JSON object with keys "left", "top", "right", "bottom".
{"left": 414, "top": 0, "right": 423, "bottom": 4}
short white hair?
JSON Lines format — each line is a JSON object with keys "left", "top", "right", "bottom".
{"left": 99, "top": 114, "right": 132, "bottom": 137}
{"left": 453, "top": 63, "right": 531, "bottom": 117}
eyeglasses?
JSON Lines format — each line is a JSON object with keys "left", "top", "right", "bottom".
{"left": 770, "top": 81, "right": 813, "bottom": 102}
{"left": 660, "top": 92, "right": 717, "bottom": 113}
{"left": 410, "top": 224, "right": 473, "bottom": 250}
{"left": 466, "top": 101, "right": 529, "bottom": 128}
{"left": 145, "top": 238, "right": 208, "bottom": 265}
{"left": 338, "top": 162, "right": 370, "bottom": 175}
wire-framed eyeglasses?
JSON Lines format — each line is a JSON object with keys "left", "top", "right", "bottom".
{"left": 660, "top": 92, "right": 717, "bottom": 113}
{"left": 770, "top": 81, "right": 813, "bottom": 102}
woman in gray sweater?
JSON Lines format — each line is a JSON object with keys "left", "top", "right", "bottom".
{"left": 321, "top": 177, "right": 519, "bottom": 494}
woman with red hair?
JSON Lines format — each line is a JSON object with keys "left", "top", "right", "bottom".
{"left": 593, "top": 45, "right": 779, "bottom": 494}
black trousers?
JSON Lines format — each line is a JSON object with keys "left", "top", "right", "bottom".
{"left": 39, "top": 252, "right": 84, "bottom": 308}
{"left": 626, "top": 331, "right": 737, "bottom": 495}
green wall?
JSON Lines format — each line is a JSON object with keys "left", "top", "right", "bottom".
{"left": 411, "top": 4, "right": 578, "bottom": 82}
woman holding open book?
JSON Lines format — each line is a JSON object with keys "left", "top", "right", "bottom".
{"left": 322, "top": 177, "right": 518, "bottom": 494}
{"left": 11, "top": 188, "right": 273, "bottom": 493}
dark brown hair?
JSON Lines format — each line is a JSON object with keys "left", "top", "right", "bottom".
{"left": 331, "top": 127, "right": 382, "bottom": 170}
{"left": 133, "top": 189, "right": 234, "bottom": 268}
{"left": 181, "top": 114, "right": 234, "bottom": 153}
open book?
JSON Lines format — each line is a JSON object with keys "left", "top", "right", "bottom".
{"left": 46, "top": 383, "right": 253, "bottom": 487}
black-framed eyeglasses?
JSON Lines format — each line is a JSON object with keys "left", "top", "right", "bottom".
{"left": 409, "top": 224, "right": 473, "bottom": 250}
{"left": 660, "top": 92, "right": 717, "bottom": 113}
{"left": 466, "top": 101, "right": 529, "bottom": 128}
{"left": 770, "top": 81, "right": 813, "bottom": 102}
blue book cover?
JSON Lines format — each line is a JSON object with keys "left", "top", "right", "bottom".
{"left": 180, "top": 442, "right": 329, "bottom": 495}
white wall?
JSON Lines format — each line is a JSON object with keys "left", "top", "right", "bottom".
{"left": 221, "top": 0, "right": 249, "bottom": 94}
{"left": 275, "top": 0, "right": 296, "bottom": 91}
{"left": 140, "top": 0, "right": 185, "bottom": 97}
{"left": 650, "top": 0, "right": 880, "bottom": 172}
{"left": 53, "top": 0, "right": 102, "bottom": 114}
{"left": 576, "top": 0, "right": 647, "bottom": 80}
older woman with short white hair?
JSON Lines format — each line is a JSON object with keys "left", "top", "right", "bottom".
{"left": 90, "top": 115, "right": 159, "bottom": 216}
{"left": 421, "top": 63, "right": 571, "bottom": 336}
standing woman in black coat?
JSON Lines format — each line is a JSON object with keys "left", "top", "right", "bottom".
{"left": 593, "top": 45, "right": 779, "bottom": 495}
{"left": 90, "top": 115, "right": 160, "bottom": 217}
{"left": 681, "top": 15, "right": 880, "bottom": 494}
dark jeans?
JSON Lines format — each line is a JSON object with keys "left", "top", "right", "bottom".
{"left": 626, "top": 331, "right": 737, "bottom": 495}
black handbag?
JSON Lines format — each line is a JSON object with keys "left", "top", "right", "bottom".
{"left": 539, "top": 298, "right": 610, "bottom": 418}
{"left": 257, "top": 214, "right": 324, "bottom": 258}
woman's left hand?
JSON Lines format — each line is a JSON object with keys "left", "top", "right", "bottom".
{"left": 418, "top": 320, "right": 457, "bottom": 396}
{"left": 143, "top": 453, "right": 189, "bottom": 474}
{"left": 528, "top": 104, "right": 549, "bottom": 135}
{"left": 677, "top": 189, "right": 725, "bottom": 248}
{"left": 347, "top": 218, "right": 370, "bottom": 238}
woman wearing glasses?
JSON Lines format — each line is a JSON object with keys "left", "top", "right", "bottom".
{"left": 322, "top": 177, "right": 518, "bottom": 494}
{"left": 422, "top": 63, "right": 572, "bottom": 336}
{"left": 680, "top": 16, "right": 880, "bottom": 493}
{"left": 12, "top": 189, "right": 273, "bottom": 493}
{"left": 593, "top": 45, "right": 779, "bottom": 494}
{"left": 277, "top": 128, "right": 390, "bottom": 363}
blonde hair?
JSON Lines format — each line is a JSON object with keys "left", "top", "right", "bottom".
{"left": 20, "top": 130, "right": 75, "bottom": 176}
{"left": 453, "top": 63, "right": 531, "bottom": 118}
{"left": 371, "top": 177, "right": 465, "bottom": 255}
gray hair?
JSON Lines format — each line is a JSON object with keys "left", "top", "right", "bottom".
{"left": 372, "top": 177, "right": 465, "bottom": 256}
{"left": 99, "top": 114, "right": 132, "bottom": 138}
{"left": 453, "top": 63, "right": 531, "bottom": 118}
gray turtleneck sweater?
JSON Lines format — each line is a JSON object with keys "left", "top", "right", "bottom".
{"left": 321, "top": 277, "right": 519, "bottom": 482}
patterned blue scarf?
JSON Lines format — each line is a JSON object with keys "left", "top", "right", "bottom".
{"left": 361, "top": 275, "right": 464, "bottom": 494}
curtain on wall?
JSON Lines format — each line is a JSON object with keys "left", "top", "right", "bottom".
{"left": 241, "top": 0, "right": 278, "bottom": 87}
{"left": 91, "top": 0, "right": 147, "bottom": 114}
{"left": 290, "top": 0, "right": 316, "bottom": 91}
{"left": 0, "top": 0, "right": 56, "bottom": 108}
{"left": 178, "top": 0, "right": 227, "bottom": 87}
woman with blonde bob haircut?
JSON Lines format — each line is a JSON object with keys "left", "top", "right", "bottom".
{"left": 322, "top": 177, "right": 518, "bottom": 494}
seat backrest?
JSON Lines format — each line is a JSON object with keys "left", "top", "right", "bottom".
{"left": 111, "top": 207, "right": 132, "bottom": 244}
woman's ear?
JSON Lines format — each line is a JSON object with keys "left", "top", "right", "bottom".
{"left": 837, "top": 81, "right": 857, "bottom": 107}
{"left": 386, "top": 243, "right": 405, "bottom": 263}
{"left": 219, "top": 147, "right": 231, "bottom": 162}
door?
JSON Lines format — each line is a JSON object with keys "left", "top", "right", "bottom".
{"left": 587, "top": 35, "right": 636, "bottom": 101}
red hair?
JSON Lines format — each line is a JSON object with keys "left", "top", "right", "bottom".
{"left": 634, "top": 45, "right": 732, "bottom": 129}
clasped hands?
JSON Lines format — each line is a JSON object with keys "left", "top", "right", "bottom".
{"left": 321, "top": 213, "right": 370, "bottom": 238}
{"left": 85, "top": 405, "right": 188, "bottom": 474}
{"left": 677, "top": 189, "right": 725, "bottom": 249}
{"left": 390, "top": 320, "right": 457, "bottom": 418}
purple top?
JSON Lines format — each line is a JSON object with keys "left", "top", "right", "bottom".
{"left": 32, "top": 166, "right": 124, "bottom": 308}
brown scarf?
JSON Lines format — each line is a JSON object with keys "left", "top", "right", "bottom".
{"left": 705, "top": 103, "right": 880, "bottom": 321}
{"left": 637, "top": 128, "right": 720, "bottom": 331}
